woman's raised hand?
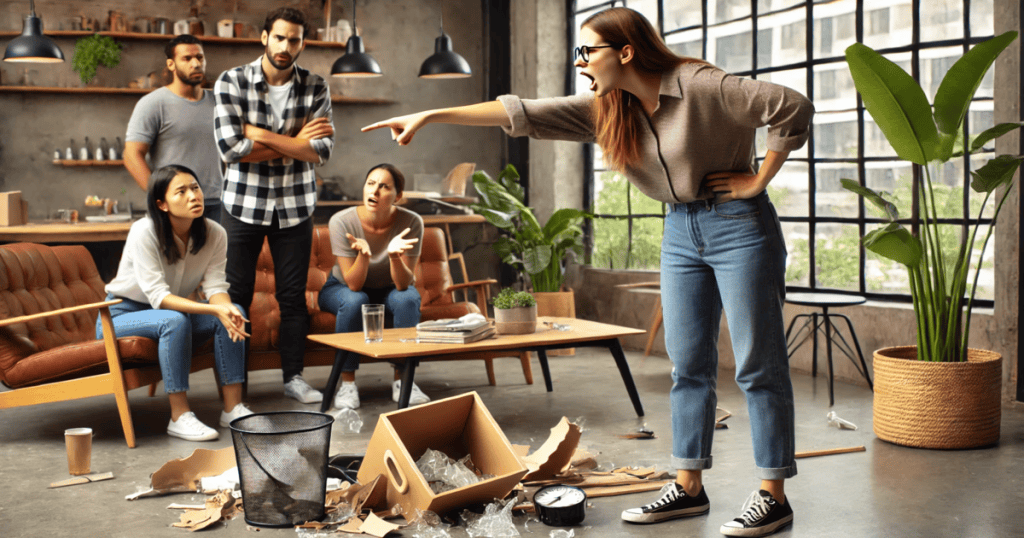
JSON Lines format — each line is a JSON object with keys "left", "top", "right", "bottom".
{"left": 701, "top": 171, "right": 765, "bottom": 202}
{"left": 361, "top": 112, "right": 430, "bottom": 146}
{"left": 346, "top": 232, "right": 372, "bottom": 257}
{"left": 387, "top": 228, "right": 419, "bottom": 258}
{"left": 215, "top": 304, "right": 250, "bottom": 342}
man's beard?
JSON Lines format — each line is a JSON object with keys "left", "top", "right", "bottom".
{"left": 175, "top": 67, "right": 204, "bottom": 87}
{"left": 265, "top": 47, "right": 298, "bottom": 71}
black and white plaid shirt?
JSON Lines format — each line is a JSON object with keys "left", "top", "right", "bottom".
{"left": 214, "top": 57, "right": 334, "bottom": 228}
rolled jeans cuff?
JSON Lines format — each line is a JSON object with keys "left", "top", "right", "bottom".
{"left": 672, "top": 455, "right": 712, "bottom": 471}
{"left": 756, "top": 462, "right": 798, "bottom": 480}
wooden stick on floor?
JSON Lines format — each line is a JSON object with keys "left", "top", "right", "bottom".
{"left": 794, "top": 446, "right": 866, "bottom": 459}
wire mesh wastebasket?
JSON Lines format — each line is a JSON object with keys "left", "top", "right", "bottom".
{"left": 229, "top": 411, "right": 334, "bottom": 527}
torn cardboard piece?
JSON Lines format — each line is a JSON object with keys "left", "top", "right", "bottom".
{"left": 359, "top": 512, "right": 402, "bottom": 537}
{"left": 170, "top": 490, "right": 241, "bottom": 532}
{"left": 50, "top": 471, "right": 114, "bottom": 488}
{"left": 127, "top": 446, "right": 236, "bottom": 500}
{"left": 521, "top": 417, "right": 582, "bottom": 481}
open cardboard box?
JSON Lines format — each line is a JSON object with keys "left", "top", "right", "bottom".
{"left": 357, "top": 391, "right": 528, "bottom": 517}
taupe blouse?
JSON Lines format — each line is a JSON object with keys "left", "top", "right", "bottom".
{"left": 497, "top": 62, "right": 814, "bottom": 204}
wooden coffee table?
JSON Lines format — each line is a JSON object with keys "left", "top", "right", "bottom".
{"left": 307, "top": 317, "right": 646, "bottom": 416}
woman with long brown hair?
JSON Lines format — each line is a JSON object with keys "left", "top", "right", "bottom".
{"left": 363, "top": 8, "right": 812, "bottom": 537}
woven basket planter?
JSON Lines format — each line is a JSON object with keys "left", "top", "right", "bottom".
{"left": 494, "top": 305, "right": 537, "bottom": 335}
{"left": 873, "top": 346, "right": 1002, "bottom": 449}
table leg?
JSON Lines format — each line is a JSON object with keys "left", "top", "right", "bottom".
{"left": 397, "top": 358, "right": 420, "bottom": 409}
{"left": 320, "top": 351, "right": 348, "bottom": 413}
{"left": 604, "top": 338, "right": 645, "bottom": 417}
{"left": 537, "top": 349, "right": 553, "bottom": 392}
{"left": 823, "top": 307, "right": 835, "bottom": 407}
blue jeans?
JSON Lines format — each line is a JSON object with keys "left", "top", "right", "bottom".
{"left": 661, "top": 192, "right": 796, "bottom": 480}
{"left": 97, "top": 294, "right": 247, "bottom": 394}
{"left": 318, "top": 274, "right": 421, "bottom": 371}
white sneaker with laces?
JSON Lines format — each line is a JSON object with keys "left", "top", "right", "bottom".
{"left": 392, "top": 380, "right": 431, "bottom": 405}
{"left": 284, "top": 375, "right": 323, "bottom": 404}
{"left": 334, "top": 383, "right": 361, "bottom": 410}
{"left": 167, "top": 412, "right": 219, "bottom": 441}
{"left": 220, "top": 402, "right": 254, "bottom": 427}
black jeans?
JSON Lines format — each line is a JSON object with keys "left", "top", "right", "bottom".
{"left": 222, "top": 211, "right": 313, "bottom": 383}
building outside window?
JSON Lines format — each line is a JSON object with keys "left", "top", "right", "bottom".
{"left": 571, "top": 0, "right": 997, "bottom": 303}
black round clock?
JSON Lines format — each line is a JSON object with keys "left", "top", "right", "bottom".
{"left": 533, "top": 484, "right": 587, "bottom": 526}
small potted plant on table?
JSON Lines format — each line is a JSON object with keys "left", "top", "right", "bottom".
{"left": 492, "top": 287, "right": 537, "bottom": 335}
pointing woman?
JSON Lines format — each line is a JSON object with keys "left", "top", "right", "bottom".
{"left": 363, "top": 8, "right": 812, "bottom": 537}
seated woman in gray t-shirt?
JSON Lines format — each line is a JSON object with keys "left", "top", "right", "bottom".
{"left": 318, "top": 164, "right": 427, "bottom": 410}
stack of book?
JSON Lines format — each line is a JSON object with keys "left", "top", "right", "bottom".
{"left": 415, "top": 317, "right": 496, "bottom": 344}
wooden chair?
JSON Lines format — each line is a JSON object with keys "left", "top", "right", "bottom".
{"left": 615, "top": 281, "right": 662, "bottom": 357}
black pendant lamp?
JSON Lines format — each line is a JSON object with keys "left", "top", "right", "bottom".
{"left": 330, "top": 0, "right": 382, "bottom": 78}
{"left": 3, "top": 0, "right": 64, "bottom": 63}
{"left": 418, "top": 3, "right": 471, "bottom": 79}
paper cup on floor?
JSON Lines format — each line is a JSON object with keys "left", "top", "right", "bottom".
{"left": 65, "top": 428, "right": 92, "bottom": 476}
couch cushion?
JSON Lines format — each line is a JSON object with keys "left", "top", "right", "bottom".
{"left": 3, "top": 336, "right": 158, "bottom": 388}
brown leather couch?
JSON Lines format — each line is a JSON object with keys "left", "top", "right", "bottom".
{"left": 0, "top": 226, "right": 524, "bottom": 447}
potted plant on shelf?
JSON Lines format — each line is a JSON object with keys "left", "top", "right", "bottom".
{"left": 491, "top": 287, "right": 537, "bottom": 335}
{"left": 470, "top": 164, "right": 590, "bottom": 350}
{"left": 842, "top": 31, "right": 1020, "bottom": 449}
{"left": 72, "top": 34, "right": 122, "bottom": 86}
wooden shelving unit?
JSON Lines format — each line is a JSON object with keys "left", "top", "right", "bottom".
{"left": 0, "top": 30, "right": 348, "bottom": 49}
{"left": 52, "top": 160, "right": 125, "bottom": 167}
{"left": 0, "top": 86, "right": 394, "bottom": 105}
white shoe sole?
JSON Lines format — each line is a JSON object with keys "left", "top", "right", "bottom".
{"left": 720, "top": 514, "right": 793, "bottom": 537}
{"left": 621, "top": 504, "right": 709, "bottom": 523}
{"left": 285, "top": 390, "right": 323, "bottom": 404}
{"left": 167, "top": 429, "right": 219, "bottom": 442}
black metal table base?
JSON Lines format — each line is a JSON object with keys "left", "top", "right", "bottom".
{"left": 319, "top": 338, "right": 644, "bottom": 417}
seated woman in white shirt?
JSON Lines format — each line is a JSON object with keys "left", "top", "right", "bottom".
{"left": 99, "top": 164, "right": 252, "bottom": 441}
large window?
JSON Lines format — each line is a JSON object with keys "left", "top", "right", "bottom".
{"left": 571, "top": 0, "right": 997, "bottom": 303}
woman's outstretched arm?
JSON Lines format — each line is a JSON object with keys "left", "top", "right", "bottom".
{"left": 361, "top": 101, "right": 510, "bottom": 146}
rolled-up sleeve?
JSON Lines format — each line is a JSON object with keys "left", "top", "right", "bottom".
{"left": 307, "top": 80, "right": 334, "bottom": 165}
{"left": 214, "top": 70, "right": 254, "bottom": 163}
{"left": 199, "top": 227, "right": 230, "bottom": 299}
{"left": 497, "top": 93, "right": 596, "bottom": 143}
{"left": 717, "top": 70, "right": 814, "bottom": 152}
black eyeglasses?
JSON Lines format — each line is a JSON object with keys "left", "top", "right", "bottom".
{"left": 574, "top": 45, "right": 614, "bottom": 62}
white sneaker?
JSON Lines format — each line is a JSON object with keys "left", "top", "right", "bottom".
{"left": 334, "top": 383, "right": 361, "bottom": 410}
{"left": 392, "top": 380, "right": 431, "bottom": 405}
{"left": 220, "top": 402, "right": 254, "bottom": 427}
{"left": 284, "top": 375, "right": 323, "bottom": 404}
{"left": 167, "top": 412, "right": 219, "bottom": 441}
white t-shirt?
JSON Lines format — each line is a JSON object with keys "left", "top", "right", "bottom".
{"left": 267, "top": 80, "right": 293, "bottom": 129}
{"left": 105, "top": 218, "right": 231, "bottom": 308}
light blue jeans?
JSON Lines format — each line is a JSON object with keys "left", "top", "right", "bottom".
{"left": 318, "top": 274, "right": 421, "bottom": 371}
{"left": 96, "top": 294, "right": 247, "bottom": 394}
{"left": 661, "top": 191, "right": 796, "bottom": 480}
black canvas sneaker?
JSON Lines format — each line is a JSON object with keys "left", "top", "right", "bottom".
{"left": 621, "top": 482, "right": 711, "bottom": 524}
{"left": 720, "top": 489, "right": 794, "bottom": 537}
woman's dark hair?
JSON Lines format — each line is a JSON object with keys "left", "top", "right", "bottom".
{"left": 366, "top": 163, "right": 406, "bottom": 197}
{"left": 583, "top": 8, "right": 705, "bottom": 171}
{"left": 263, "top": 7, "right": 309, "bottom": 40}
{"left": 147, "top": 165, "right": 208, "bottom": 265}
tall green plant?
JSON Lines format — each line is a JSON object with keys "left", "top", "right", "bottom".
{"left": 842, "top": 31, "right": 1020, "bottom": 362}
{"left": 470, "top": 164, "right": 590, "bottom": 292}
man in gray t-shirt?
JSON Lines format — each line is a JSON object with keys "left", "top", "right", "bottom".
{"left": 124, "top": 34, "right": 224, "bottom": 222}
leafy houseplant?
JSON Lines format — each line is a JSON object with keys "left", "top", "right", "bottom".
{"left": 491, "top": 287, "right": 538, "bottom": 335}
{"left": 842, "top": 31, "right": 1020, "bottom": 363}
{"left": 72, "top": 34, "right": 122, "bottom": 85}
{"left": 470, "top": 164, "right": 590, "bottom": 293}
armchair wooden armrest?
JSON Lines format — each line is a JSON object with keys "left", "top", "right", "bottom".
{"left": 0, "top": 299, "right": 122, "bottom": 328}
{"left": 0, "top": 298, "right": 141, "bottom": 448}
{"left": 446, "top": 279, "right": 498, "bottom": 317}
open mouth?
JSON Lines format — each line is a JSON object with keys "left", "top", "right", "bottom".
{"left": 367, "top": 197, "right": 378, "bottom": 207}
{"left": 581, "top": 72, "right": 596, "bottom": 92}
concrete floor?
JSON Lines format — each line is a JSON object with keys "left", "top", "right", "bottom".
{"left": 2, "top": 348, "right": 1023, "bottom": 538}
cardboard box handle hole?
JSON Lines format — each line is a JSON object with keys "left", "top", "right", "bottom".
{"left": 383, "top": 450, "right": 408, "bottom": 494}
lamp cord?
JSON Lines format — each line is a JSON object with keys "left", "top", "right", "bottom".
{"left": 352, "top": 0, "right": 358, "bottom": 36}
{"left": 29, "top": 0, "right": 37, "bottom": 17}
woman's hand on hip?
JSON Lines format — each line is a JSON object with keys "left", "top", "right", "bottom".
{"left": 702, "top": 171, "right": 766, "bottom": 203}
{"left": 387, "top": 228, "right": 419, "bottom": 257}
{"left": 361, "top": 112, "right": 429, "bottom": 146}
{"left": 215, "top": 304, "right": 250, "bottom": 342}
{"left": 346, "top": 233, "right": 372, "bottom": 257}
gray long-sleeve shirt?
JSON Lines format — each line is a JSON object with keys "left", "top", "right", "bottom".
{"left": 497, "top": 62, "right": 814, "bottom": 204}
